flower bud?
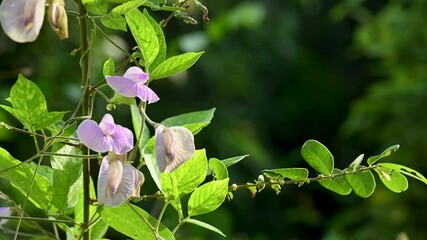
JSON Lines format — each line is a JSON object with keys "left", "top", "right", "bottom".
{"left": 48, "top": 0, "right": 68, "bottom": 39}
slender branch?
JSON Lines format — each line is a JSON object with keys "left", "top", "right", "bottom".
{"left": 0, "top": 216, "right": 77, "bottom": 225}
{"left": 13, "top": 155, "right": 44, "bottom": 240}
{"left": 168, "top": 216, "right": 190, "bottom": 240}
{"left": 126, "top": 203, "right": 155, "bottom": 230}
{"left": 229, "top": 165, "right": 379, "bottom": 191}
{"left": 154, "top": 201, "right": 169, "bottom": 237}
{"left": 75, "top": 1, "right": 92, "bottom": 240}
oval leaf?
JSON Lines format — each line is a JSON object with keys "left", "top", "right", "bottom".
{"left": 125, "top": 9, "right": 159, "bottom": 67}
{"left": 101, "top": 204, "right": 174, "bottom": 240}
{"left": 378, "top": 163, "right": 427, "bottom": 185}
{"left": 301, "top": 140, "right": 334, "bottom": 175}
{"left": 188, "top": 178, "right": 229, "bottom": 216}
{"left": 209, "top": 158, "right": 228, "bottom": 180}
{"left": 262, "top": 168, "right": 308, "bottom": 181}
{"left": 0, "top": 148, "right": 54, "bottom": 210}
{"left": 161, "top": 108, "right": 215, "bottom": 135}
{"left": 318, "top": 169, "right": 352, "bottom": 195}
{"left": 150, "top": 52, "right": 204, "bottom": 80}
{"left": 367, "top": 144, "right": 400, "bottom": 165}
{"left": 375, "top": 167, "right": 408, "bottom": 193}
{"left": 344, "top": 168, "right": 376, "bottom": 198}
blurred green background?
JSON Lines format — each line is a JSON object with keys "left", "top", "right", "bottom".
{"left": 1, "top": 0, "right": 427, "bottom": 239}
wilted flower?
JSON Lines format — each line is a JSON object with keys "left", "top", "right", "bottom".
{"left": 97, "top": 152, "right": 144, "bottom": 207}
{"left": 77, "top": 114, "right": 133, "bottom": 155}
{"left": 0, "top": 0, "right": 46, "bottom": 43}
{"left": 155, "top": 124, "right": 195, "bottom": 173}
{"left": 106, "top": 67, "right": 159, "bottom": 104}
{"left": 48, "top": 0, "right": 68, "bottom": 39}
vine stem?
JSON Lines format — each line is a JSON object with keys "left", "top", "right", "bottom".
{"left": 75, "top": 0, "right": 92, "bottom": 239}
{"left": 168, "top": 216, "right": 190, "bottom": 240}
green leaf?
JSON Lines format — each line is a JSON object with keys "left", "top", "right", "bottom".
{"left": 142, "top": 137, "right": 162, "bottom": 190}
{"left": 209, "top": 158, "right": 228, "bottom": 180}
{"left": 160, "top": 149, "right": 208, "bottom": 196}
{"left": 349, "top": 154, "right": 364, "bottom": 171}
{"left": 0, "top": 148, "right": 54, "bottom": 210}
{"left": 111, "top": 0, "right": 146, "bottom": 15}
{"left": 161, "top": 108, "right": 215, "bottom": 134}
{"left": 109, "top": 92, "right": 137, "bottom": 106}
{"left": 144, "top": 9, "right": 167, "bottom": 71}
{"left": 0, "top": 75, "right": 65, "bottom": 131}
{"left": 375, "top": 166, "right": 408, "bottom": 193}
{"left": 378, "top": 163, "right": 427, "bottom": 185}
{"left": 160, "top": 173, "right": 183, "bottom": 219}
{"left": 103, "top": 58, "right": 116, "bottom": 78}
{"left": 3, "top": 74, "right": 47, "bottom": 130}
{"left": 126, "top": 9, "right": 159, "bottom": 67}
{"left": 50, "top": 145, "right": 83, "bottom": 210}
{"left": 37, "top": 111, "right": 67, "bottom": 130}
{"left": 188, "top": 178, "right": 229, "bottom": 216}
{"left": 74, "top": 177, "right": 106, "bottom": 239}
{"left": 221, "top": 155, "right": 249, "bottom": 168}
{"left": 301, "top": 140, "right": 334, "bottom": 175}
{"left": 262, "top": 168, "right": 308, "bottom": 181}
{"left": 318, "top": 169, "right": 352, "bottom": 195}
{"left": 131, "top": 104, "right": 151, "bottom": 150}
{"left": 82, "top": 0, "right": 108, "bottom": 15}
{"left": 150, "top": 52, "right": 204, "bottom": 80}
{"left": 101, "top": 13, "right": 128, "bottom": 32}
{"left": 186, "top": 218, "right": 226, "bottom": 238}
{"left": 367, "top": 144, "right": 400, "bottom": 165}
{"left": 101, "top": 204, "right": 174, "bottom": 240}
{"left": 344, "top": 167, "right": 376, "bottom": 198}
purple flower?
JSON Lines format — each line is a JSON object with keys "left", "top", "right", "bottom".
{"left": 0, "top": 207, "right": 11, "bottom": 225}
{"left": 77, "top": 114, "right": 133, "bottom": 155}
{"left": 106, "top": 67, "right": 159, "bottom": 104}
{"left": 0, "top": 0, "right": 46, "bottom": 43}
{"left": 155, "top": 125, "right": 195, "bottom": 173}
{"left": 97, "top": 153, "right": 144, "bottom": 207}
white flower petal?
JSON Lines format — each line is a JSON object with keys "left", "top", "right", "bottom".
{"left": 0, "top": 0, "right": 46, "bottom": 43}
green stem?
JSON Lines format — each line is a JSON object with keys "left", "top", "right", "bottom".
{"left": 75, "top": 1, "right": 92, "bottom": 239}
{"left": 230, "top": 165, "right": 379, "bottom": 191}
{"left": 168, "top": 216, "right": 190, "bottom": 240}
{"left": 13, "top": 156, "right": 43, "bottom": 240}
{"left": 154, "top": 201, "right": 169, "bottom": 236}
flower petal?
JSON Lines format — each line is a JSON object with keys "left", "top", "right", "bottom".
{"left": 131, "top": 170, "right": 145, "bottom": 198}
{"left": 99, "top": 114, "right": 116, "bottom": 136}
{"left": 123, "top": 66, "right": 149, "bottom": 84}
{"left": 106, "top": 75, "right": 141, "bottom": 98}
{"left": 136, "top": 85, "right": 159, "bottom": 104}
{"left": 106, "top": 75, "right": 159, "bottom": 103}
{"left": 110, "top": 125, "right": 134, "bottom": 155}
{"left": 155, "top": 125, "right": 167, "bottom": 172}
{"left": 107, "top": 160, "right": 123, "bottom": 194}
{"left": 0, "top": 207, "right": 11, "bottom": 225}
{"left": 155, "top": 125, "right": 195, "bottom": 173}
{"left": 164, "top": 126, "right": 195, "bottom": 172}
{"left": 77, "top": 119, "right": 112, "bottom": 153}
{"left": 97, "top": 157, "right": 138, "bottom": 207}
{"left": 0, "top": 0, "right": 45, "bottom": 43}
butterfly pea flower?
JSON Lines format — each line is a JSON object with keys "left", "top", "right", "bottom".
{"left": 0, "top": 207, "right": 11, "bottom": 225}
{"left": 155, "top": 124, "right": 195, "bottom": 173}
{"left": 97, "top": 152, "right": 145, "bottom": 207}
{"left": 77, "top": 114, "right": 133, "bottom": 155}
{"left": 0, "top": 0, "right": 46, "bottom": 43}
{"left": 106, "top": 67, "right": 159, "bottom": 104}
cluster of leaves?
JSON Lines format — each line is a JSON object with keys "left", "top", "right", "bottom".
{"left": 262, "top": 140, "right": 427, "bottom": 198}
